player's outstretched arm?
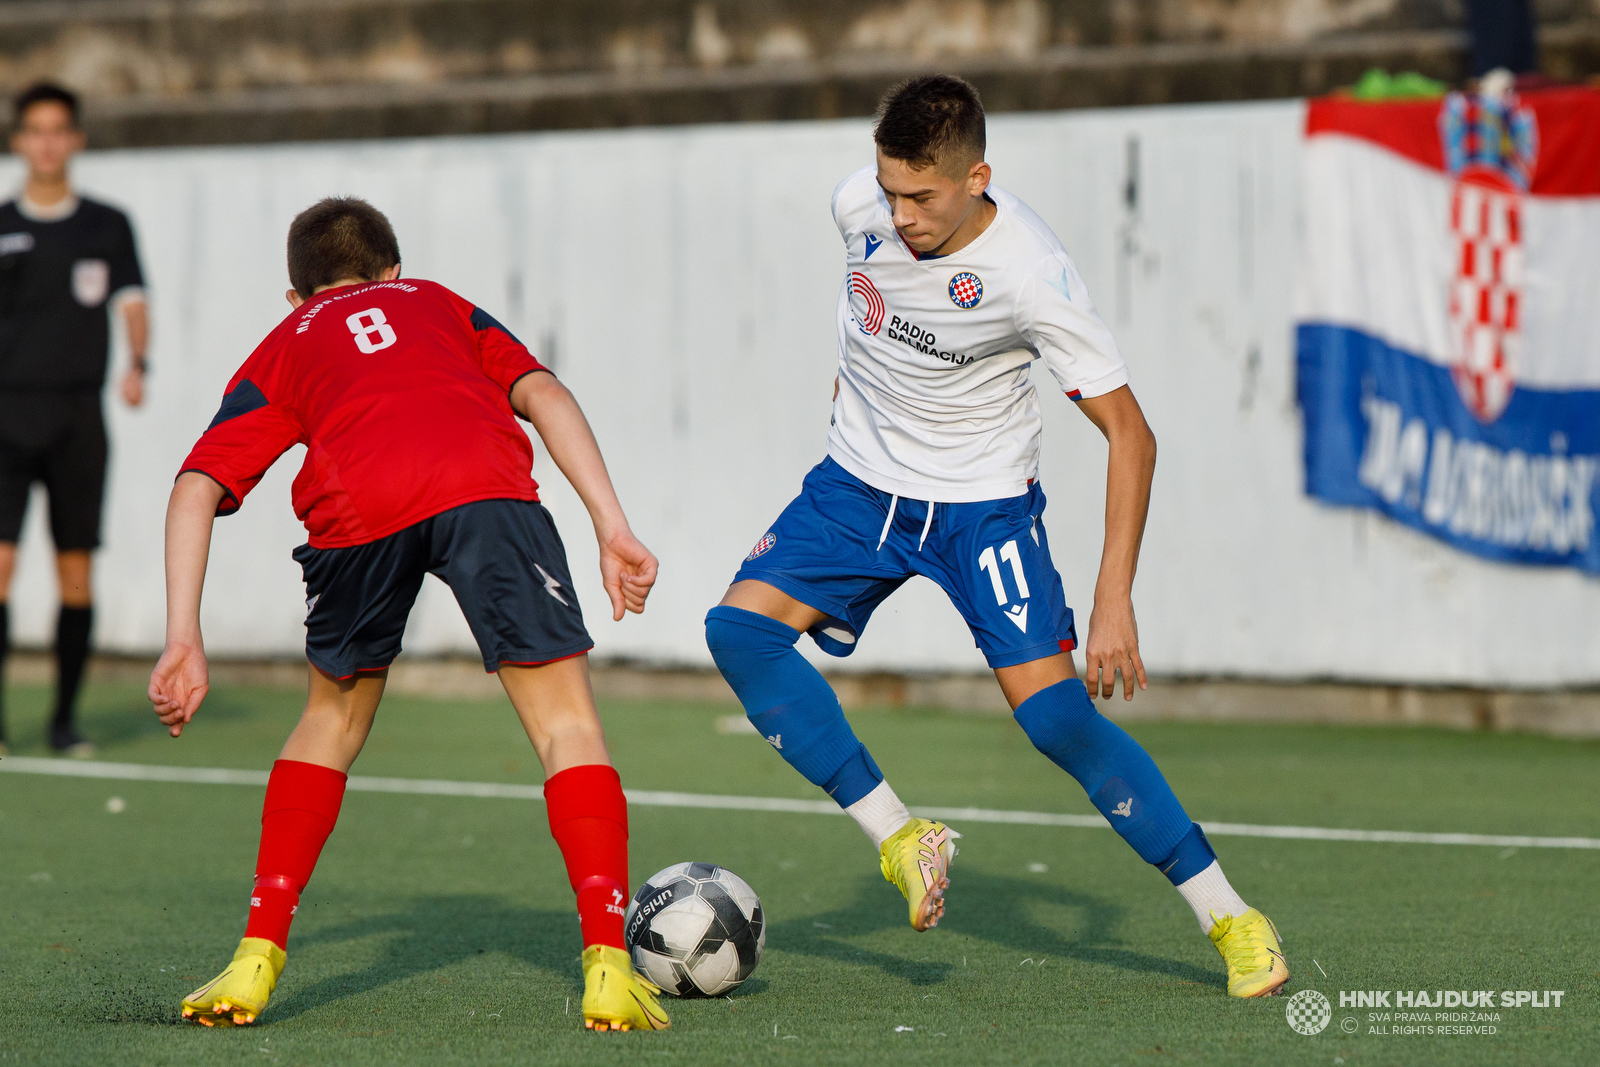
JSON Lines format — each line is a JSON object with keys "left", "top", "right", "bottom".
{"left": 1075, "top": 385, "right": 1157, "bottom": 701}
{"left": 149, "top": 472, "right": 226, "bottom": 736}
{"left": 510, "top": 371, "right": 657, "bottom": 621}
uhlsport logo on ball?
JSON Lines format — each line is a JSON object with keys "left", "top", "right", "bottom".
{"left": 1286, "top": 989, "right": 1333, "bottom": 1035}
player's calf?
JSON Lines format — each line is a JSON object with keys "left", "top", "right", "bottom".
{"left": 184, "top": 759, "right": 347, "bottom": 1026}
{"left": 1014, "top": 678, "right": 1279, "bottom": 990}
{"left": 706, "top": 606, "right": 923, "bottom": 838}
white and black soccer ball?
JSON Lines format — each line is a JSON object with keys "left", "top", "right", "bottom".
{"left": 624, "top": 862, "right": 765, "bottom": 997}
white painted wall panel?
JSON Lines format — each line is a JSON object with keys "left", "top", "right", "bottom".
{"left": 3, "top": 99, "right": 1596, "bottom": 685}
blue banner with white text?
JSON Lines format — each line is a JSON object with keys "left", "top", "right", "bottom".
{"left": 1297, "top": 323, "right": 1600, "bottom": 574}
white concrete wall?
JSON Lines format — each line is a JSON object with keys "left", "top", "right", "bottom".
{"left": 5, "top": 100, "right": 1598, "bottom": 686}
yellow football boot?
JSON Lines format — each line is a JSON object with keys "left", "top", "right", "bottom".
{"left": 581, "top": 945, "right": 670, "bottom": 1032}
{"left": 879, "top": 817, "right": 960, "bottom": 931}
{"left": 1209, "top": 908, "right": 1289, "bottom": 997}
{"left": 181, "top": 937, "right": 286, "bottom": 1025}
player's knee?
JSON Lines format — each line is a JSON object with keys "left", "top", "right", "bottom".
{"left": 705, "top": 605, "right": 801, "bottom": 688}
{"left": 1012, "top": 678, "right": 1098, "bottom": 760}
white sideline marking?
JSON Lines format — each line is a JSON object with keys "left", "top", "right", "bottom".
{"left": 3, "top": 756, "right": 1598, "bottom": 851}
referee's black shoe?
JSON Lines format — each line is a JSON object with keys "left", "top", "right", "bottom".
{"left": 49, "top": 725, "right": 95, "bottom": 759}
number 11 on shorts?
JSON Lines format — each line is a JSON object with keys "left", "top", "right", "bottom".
{"left": 978, "top": 540, "right": 1030, "bottom": 604}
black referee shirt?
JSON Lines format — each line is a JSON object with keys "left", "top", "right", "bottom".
{"left": 0, "top": 197, "right": 144, "bottom": 390}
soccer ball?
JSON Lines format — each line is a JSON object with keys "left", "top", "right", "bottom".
{"left": 624, "top": 862, "right": 765, "bottom": 997}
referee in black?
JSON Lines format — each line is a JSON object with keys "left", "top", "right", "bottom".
{"left": 0, "top": 83, "right": 147, "bottom": 757}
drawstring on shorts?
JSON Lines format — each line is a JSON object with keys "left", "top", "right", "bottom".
{"left": 876, "top": 494, "right": 937, "bottom": 552}
{"left": 876, "top": 495, "right": 899, "bottom": 551}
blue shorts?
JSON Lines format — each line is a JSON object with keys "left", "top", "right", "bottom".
{"left": 733, "top": 458, "right": 1077, "bottom": 669}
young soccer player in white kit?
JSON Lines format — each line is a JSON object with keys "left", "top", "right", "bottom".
{"left": 704, "top": 75, "right": 1288, "bottom": 998}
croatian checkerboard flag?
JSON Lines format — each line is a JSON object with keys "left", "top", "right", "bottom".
{"left": 1297, "top": 85, "right": 1600, "bottom": 574}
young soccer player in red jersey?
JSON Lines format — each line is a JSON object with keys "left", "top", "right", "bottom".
{"left": 148, "top": 197, "right": 669, "bottom": 1032}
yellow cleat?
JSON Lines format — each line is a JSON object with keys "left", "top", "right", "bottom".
{"left": 1209, "top": 908, "right": 1289, "bottom": 997}
{"left": 581, "top": 945, "right": 670, "bottom": 1032}
{"left": 181, "top": 938, "right": 286, "bottom": 1026}
{"left": 879, "top": 817, "right": 959, "bottom": 931}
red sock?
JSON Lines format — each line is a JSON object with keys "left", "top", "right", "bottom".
{"left": 544, "top": 764, "right": 629, "bottom": 949}
{"left": 244, "top": 759, "right": 348, "bottom": 950}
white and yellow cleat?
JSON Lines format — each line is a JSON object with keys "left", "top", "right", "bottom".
{"left": 181, "top": 937, "right": 286, "bottom": 1026}
{"left": 1209, "top": 908, "right": 1289, "bottom": 997}
{"left": 879, "top": 817, "right": 960, "bottom": 931}
{"left": 581, "top": 945, "right": 670, "bottom": 1032}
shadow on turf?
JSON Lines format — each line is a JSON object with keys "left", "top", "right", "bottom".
{"left": 262, "top": 894, "right": 775, "bottom": 1022}
{"left": 768, "top": 871, "right": 1222, "bottom": 991}
{"left": 248, "top": 874, "right": 1216, "bottom": 1022}
{"left": 1, "top": 683, "right": 272, "bottom": 753}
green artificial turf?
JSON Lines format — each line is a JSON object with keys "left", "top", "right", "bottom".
{"left": 0, "top": 678, "right": 1595, "bottom": 1066}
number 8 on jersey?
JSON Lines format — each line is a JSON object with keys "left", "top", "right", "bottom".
{"left": 347, "top": 307, "right": 396, "bottom": 353}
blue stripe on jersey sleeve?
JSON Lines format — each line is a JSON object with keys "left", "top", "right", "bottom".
{"left": 470, "top": 306, "right": 523, "bottom": 345}
{"left": 206, "top": 379, "right": 269, "bottom": 430}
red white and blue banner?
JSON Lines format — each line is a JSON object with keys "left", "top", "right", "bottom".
{"left": 1297, "top": 86, "right": 1600, "bottom": 573}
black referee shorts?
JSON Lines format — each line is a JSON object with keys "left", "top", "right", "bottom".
{"left": 293, "top": 498, "right": 593, "bottom": 679}
{"left": 0, "top": 391, "right": 108, "bottom": 550}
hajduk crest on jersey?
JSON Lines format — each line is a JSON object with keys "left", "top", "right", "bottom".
{"left": 1296, "top": 79, "right": 1600, "bottom": 574}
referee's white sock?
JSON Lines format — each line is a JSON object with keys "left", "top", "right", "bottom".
{"left": 1175, "top": 860, "right": 1250, "bottom": 934}
{"left": 845, "top": 780, "right": 913, "bottom": 849}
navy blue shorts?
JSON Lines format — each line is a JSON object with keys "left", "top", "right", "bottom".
{"left": 733, "top": 458, "right": 1077, "bottom": 669}
{"left": 293, "top": 498, "right": 592, "bottom": 678}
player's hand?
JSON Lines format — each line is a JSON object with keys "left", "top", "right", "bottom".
{"left": 1083, "top": 592, "right": 1147, "bottom": 701}
{"left": 120, "top": 366, "right": 145, "bottom": 407}
{"left": 149, "top": 641, "right": 209, "bottom": 737}
{"left": 599, "top": 528, "right": 658, "bottom": 621}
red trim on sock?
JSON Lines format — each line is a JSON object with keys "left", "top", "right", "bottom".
{"left": 245, "top": 760, "right": 348, "bottom": 950}
{"left": 544, "top": 764, "right": 629, "bottom": 949}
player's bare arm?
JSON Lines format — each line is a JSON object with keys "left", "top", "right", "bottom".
{"left": 1075, "top": 385, "right": 1157, "bottom": 701}
{"left": 511, "top": 369, "right": 657, "bottom": 621}
{"left": 148, "top": 471, "right": 226, "bottom": 736}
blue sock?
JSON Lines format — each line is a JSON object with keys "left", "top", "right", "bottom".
{"left": 1156, "top": 823, "right": 1219, "bottom": 886}
{"left": 705, "top": 606, "right": 883, "bottom": 807}
{"left": 1013, "top": 679, "right": 1196, "bottom": 875}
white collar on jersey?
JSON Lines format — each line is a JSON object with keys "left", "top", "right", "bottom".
{"left": 17, "top": 192, "right": 80, "bottom": 222}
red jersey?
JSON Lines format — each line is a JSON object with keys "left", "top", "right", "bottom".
{"left": 181, "top": 278, "right": 547, "bottom": 548}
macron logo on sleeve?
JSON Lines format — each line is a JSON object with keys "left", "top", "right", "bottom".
{"left": 864, "top": 233, "right": 882, "bottom": 260}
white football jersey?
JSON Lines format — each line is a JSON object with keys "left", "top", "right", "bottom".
{"left": 826, "top": 165, "right": 1128, "bottom": 502}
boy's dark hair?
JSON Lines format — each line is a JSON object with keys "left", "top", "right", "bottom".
{"left": 873, "top": 74, "right": 985, "bottom": 175}
{"left": 13, "top": 82, "right": 79, "bottom": 130}
{"left": 286, "top": 197, "right": 401, "bottom": 298}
